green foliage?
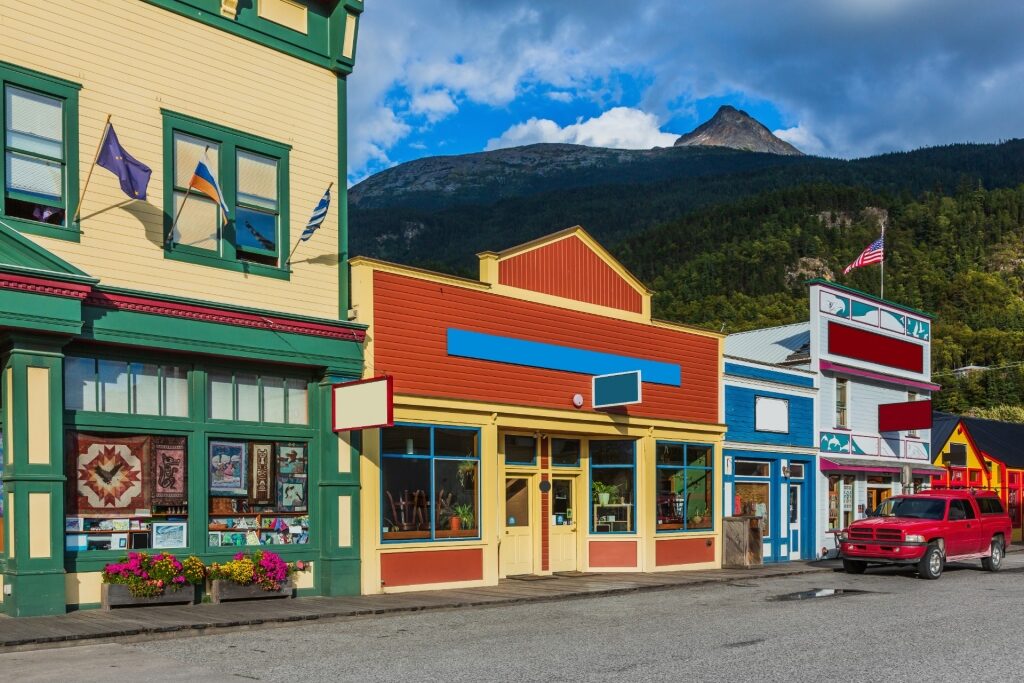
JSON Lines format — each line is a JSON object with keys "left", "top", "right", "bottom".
{"left": 963, "top": 404, "right": 1024, "bottom": 423}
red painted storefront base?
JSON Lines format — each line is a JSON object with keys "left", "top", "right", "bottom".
{"left": 380, "top": 548, "right": 484, "bottom": 587}
{"left": 655, "top": 537, "right": 716, "bottom": 566}
{"left": 588, "top": 541, "right": 638, "bottom": 568}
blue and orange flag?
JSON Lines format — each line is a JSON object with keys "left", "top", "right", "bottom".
{"left": 189, "top": 153, "right": 230, "bottom": 224}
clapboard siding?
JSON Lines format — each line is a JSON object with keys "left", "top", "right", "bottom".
{"left": 724, "top": 385, "right": 814, "bottom": 448}
{"left": 372, "top": 271, "right": 720, "bottom": 423}
{"left": 499, "top": 235, "right": 643, "bottom": 313}
{"left": 0, "top": 0, "right": 340, "bottom": 319}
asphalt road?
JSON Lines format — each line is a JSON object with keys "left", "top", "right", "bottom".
{"left": 6, "top": 553, "right": 1024, "bottom": 682}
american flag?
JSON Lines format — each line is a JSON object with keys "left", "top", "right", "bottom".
{"left": 843, "top": 236, "right": 884, "bottom": 274}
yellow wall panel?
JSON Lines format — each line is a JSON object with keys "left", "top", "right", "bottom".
{"left": 338, "top": 495, "right": 352, "bottom": 547}
{"left": 0, "top": 0, "right": 341, "bottom": 320}
{"left": 28, "top": 491, "right": 51, "bottom": 558}
{"left": 26, "top": 366, "right": 50, "bottom": 465}
{"left": 65, "top": 572, "right": 103, "bottom": 606}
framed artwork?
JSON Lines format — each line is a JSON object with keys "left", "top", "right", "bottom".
{"left": 65, "top": 534, "right": 87, "bottom": 552}
{"left": 277, "top": 443, "right": 307, "bottom": 476}
{"left": 112, "top": 533, "right": 129, "bottom": 549}
{"left": 152, "top": 521, "right": 187, "bottom": 549}
{"left": 112, "top": 519, "right": 130, "bottom": 531}
{"left": 87, "top": 536, "right": 113, "bottom": 551}
{"left": 65, "top": 517, "right": 83, "bottom": 532}
{"left": 222, "top": 531, "right": 247, "bottom": 546}
{"left": 68, "top": 432, "right": 151, "bottom": 514}
{"left": 208, "top": 531, "right": 222, "bottom": 547}
{"left": 210, "top": 497, "right": 236, "bottom": 514}
{"left": 152, "top": 436, "right": 188, "bottom": 505}
{"left": 250, "top": 443, "right": 274, "bottom": 505}
{"left": 277, "top": 476, "right": 307, "bottom": 511}
{"left": 209, "top": 441, "right": 247, "bottom": 496}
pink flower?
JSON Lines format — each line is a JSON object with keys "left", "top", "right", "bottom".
{"left": 295, "top": 561, "right": 305, "bottom": 570}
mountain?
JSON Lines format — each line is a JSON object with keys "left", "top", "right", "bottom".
{"left": 674, "top": 105, "right": 804, "bottom": 156}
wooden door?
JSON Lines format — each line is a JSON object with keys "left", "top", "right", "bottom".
{"left": 550, "top": 477, "right": 578, "bottom": 572}
{"left": 501, "top": 477, "right": 533, "bottom": 575}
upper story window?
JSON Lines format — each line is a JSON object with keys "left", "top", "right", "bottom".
{"left": 0, "top": 61, "right": 80, "bottom": 241}
{"left": 835, "top": 378, "right": 849, "bottom": 429}
{"left": 208, "top": 370, "right": 308, "bottom": 425}
{"left": 163, "top": 111, "right": 290, "bottom": 280}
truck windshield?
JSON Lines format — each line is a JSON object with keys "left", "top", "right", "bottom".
{"left": 886, "top": 498, "right": 946, "bottom": 520}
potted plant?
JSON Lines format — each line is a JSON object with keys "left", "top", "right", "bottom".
{"left": 457, "top": 461, "right": 476, "bottom": 489}
{"left": 452, "top": 503, "right": 474, "bottom": 530}
{"left": 592, "top": 481, "right": 619, "bottom": 505}
{"left": 690, "top": 506, "right": 708, "bottom": 526}
{"left": 208, "top": 550, "right": 308, "bottom": 603}
{"left": 101, "top": 552, "right": 206, "bottom": 610}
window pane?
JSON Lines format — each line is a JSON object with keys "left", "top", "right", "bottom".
{"left": 5, "top": 87, "right": 62, "bottom": 158}
{"left": 163, "top": 365, "right": 189, "bottom": 417}
{"left": 286, "top": 378, "right": 307, "bottom": 424}
{"left": 656, "top": 467, "right": 685, "bottom": 529}
{"left": 381, "top": 456, "right": 431, "bottom": 539}
{"left": 735, "top": 481, "right": 770, "bottom": 528}
{"left": 789, "top": 463, "right": 805, "bottom": 479}
{"left": 235, "top": 206, "right": 277, "bottom": 252}
{"left": 98, "top": 360, "right": 129, "bottom": 413}
{"left": 236, "top": 373, "right": 259, "bottom": 422}
{"left": 382, "top": 426, "right": 430, "bottom": 455}
{"left": 592, "top": 467, "right": 634, "bottom": 532}
{"left": 735, "top": 460, "right": 769, "bottom": 477}
{"left": 208, "top": 371, "right": 233, "bottom": 419}
{"left": 687, "top": 445, "right": 712, "bottom": 468}
{"left": 6, "top": 150, "right": 62, "bottom": 200}
{"left": 434, "top": 428, "right": 477, "bottom": 457}
{"left": 590, "top": 440, "right": 634, "bottom": 465}
{"left": 686, "top": 467, "right": 712, "bottom": 530}
{"left": 131, "top": 363, "right": 160, "bottom": 415}
{"left": 435, "top": 459, "right": 477, "bottom": 535}
{"left": 171, "top": 192, "right": 219, "bottom": 250}
{"left": 173, "top": 133, "right": 213, "bottom": 187}
{"left": 262, "top": 376, "right": 285, "bottom": 423}
{"left": 237, "top": 150, "right": 277, "bottom": 208}
{"left": 551, "top": 438, "right": 580, "bottom": 467}
{"left": 656, "top": 442, "right": 684, "bottom": 466}
{"left": 64, "top": 357, "right": 96, "bottom": 411}
{"left": 505, "top": 477, "right": 529, "bottom": 527}
{"left": 504, "top": 435, "right": 536, "bottom": 465}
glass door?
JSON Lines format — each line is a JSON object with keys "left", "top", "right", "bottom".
{"left": 550, "top": 477, "right": 578, "bottom": 572}
{"left": 500, "top": 477, "right": 534, "bottom": 575}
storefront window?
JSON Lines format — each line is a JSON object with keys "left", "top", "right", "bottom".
{"left": 551, "top": 438, "right": 581, "bottom": 467}
{"left": 656, "top": 442, "right": 714, "bottom": 532}
{"left": 65, "top": 356, "right": 189, "bottom": 418}
{"left": 505, "top": 435, "right": 537, "bottom": 465}
{"left": 734, "top": 459, "right": 770, "bottom": 530}
{"left": 380, "top": 424, "right": 480, "bottom": 542}
{"left": 590, "top": 440, "right": 635, "bottom": 533}
{"left": 207, "top": 370, "right": 309, "bottom": 425}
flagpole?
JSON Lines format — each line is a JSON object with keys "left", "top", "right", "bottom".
{"left": 880, "top": 221, "right": 886, "bottom": 299}
{"left": 72, "top": 113, "right": 112, "bottom": 224}
{"left": 286, "top": 181, "right": 333, "bottom": 267}
{"left": 168, "top": 146, "right": 209, "bottom": 245}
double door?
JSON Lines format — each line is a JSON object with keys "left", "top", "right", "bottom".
{"left": 500, "top": 475, "right": 579, "bottom": 576}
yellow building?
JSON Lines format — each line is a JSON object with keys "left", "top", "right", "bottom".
{"left": 0, "top": 0, "right": 365, "bottom": 616}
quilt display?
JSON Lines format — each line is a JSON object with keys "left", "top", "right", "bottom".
{"left": 69, "top": 432, "right": 151, "bottom": 515}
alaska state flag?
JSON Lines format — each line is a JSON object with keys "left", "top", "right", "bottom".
{"left": 189, "top": 153, "right": 230, "bottom": 224}
{"left": 96, "top": 124, "right": 152, "bottom": 200}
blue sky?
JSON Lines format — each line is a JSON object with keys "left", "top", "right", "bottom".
{"left": 347, "top": 0, "right": 1024, "bottom": 184}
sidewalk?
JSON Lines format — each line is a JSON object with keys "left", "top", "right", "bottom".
{"left": 0, "top": 561, "right": 829, "bottom": 652}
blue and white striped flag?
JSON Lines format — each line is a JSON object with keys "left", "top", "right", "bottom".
{"left": 301, "top": 186, "right": 332, "bottom": 241}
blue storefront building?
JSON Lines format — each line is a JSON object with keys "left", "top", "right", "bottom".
{"left": 722, "top": 357, "right": 818, "bottom": 562}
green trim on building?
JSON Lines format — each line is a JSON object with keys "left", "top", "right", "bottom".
{"left": 0, "top": 60, "right": 82, "bottom": 243}
{"left": 337, "top": 76, "right": 350, "bottom": 318}
{"left": 142, "top": 0, "right": 363, "bottom": 74}
{"left": 161, "top": 110, "right": 292, "bottom": 281}
{"left": 806, "top": 278, "right": 935, "bottom": 319}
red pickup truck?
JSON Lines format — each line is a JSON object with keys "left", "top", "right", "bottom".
{"left": 839, "top": 490, "right": 1011, "bottom": 579}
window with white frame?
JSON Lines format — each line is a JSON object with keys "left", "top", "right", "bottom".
{"left": 835, "top": 378, "right": 848, "bottom": 429}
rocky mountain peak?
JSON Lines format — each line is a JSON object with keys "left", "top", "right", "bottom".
{"left": 674, "top": 105, "right": 804, "bottom": 156}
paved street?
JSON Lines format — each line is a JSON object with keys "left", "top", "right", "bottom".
{"left": 5, "top": 553, "right": 1024, "bottom": 682}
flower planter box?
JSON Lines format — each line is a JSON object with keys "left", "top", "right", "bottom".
{"left": 209, "top": 579, "right": 294, "bottom": 604}
{"left": 101, "top": 583, "right": 197, "bottom": 611}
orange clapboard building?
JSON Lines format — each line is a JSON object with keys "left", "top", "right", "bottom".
{"left": 350, "top": 227, "right": 726, "bottom": 593}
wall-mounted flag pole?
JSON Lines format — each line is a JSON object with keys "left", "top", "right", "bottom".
{"left": 72, "top": 114, "right": 112, "bottom": 223}
{"left": 286, "top": 182, "right": 333, "bottom": 267}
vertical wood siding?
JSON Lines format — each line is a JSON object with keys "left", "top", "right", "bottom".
{"left": 0, "top": 0, "right": 340, "bottom": 319}
{"left": 498, "top": 236, "right": 643, "bottom": 313}
{"left": 372, "top": 271, "right": 719, "bottom": 424}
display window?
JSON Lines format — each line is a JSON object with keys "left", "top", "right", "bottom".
{"left": 62, "top": 351, "right": 316, "bottom": 559}
{"left": 380, "top": 424, "right": 480, "bottom": 542}
{"left": 590, "top": 439, "right": 636, "bottom": 533}
{"left": 655, "top": 442, "right": 713, "bottom": 532}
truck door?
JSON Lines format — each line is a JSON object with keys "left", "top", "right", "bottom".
{"left": 947, "top": 499, "right": 981, "bottom": 556}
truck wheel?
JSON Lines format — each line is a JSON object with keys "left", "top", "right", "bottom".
{"left": 842, "top": 559, "right": 867, "bottom": 574}
{"left": 982, "top": 537, "right": 1004, "bottom": 572}
{"left": 918, "top": 543, "right": 944, "bottom": 580}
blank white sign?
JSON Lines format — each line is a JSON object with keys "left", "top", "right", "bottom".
{"left": 755, "top": 396, "right": 789, "bottom": 433}
{"left": 332, "top": 376, "right": 393, "bottom": 432}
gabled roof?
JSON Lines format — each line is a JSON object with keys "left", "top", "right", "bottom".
{"left": 933, "top": 411, "right": 1024, "bottom": 469}
{"left": 725, "top": 321, "right": 810, "bottom": 365}
{"left": 0, "top": 218, "right": 95, "bottom": 283}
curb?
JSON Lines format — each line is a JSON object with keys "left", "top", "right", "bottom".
{"left": 0, "top": 564, "right": 829, "bottom": 652}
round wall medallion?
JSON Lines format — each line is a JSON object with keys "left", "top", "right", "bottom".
{"left": 572, "top": 393, "right": 584, "bottom": 408}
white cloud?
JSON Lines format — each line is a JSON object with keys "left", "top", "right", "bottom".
{"left": 486, "top": 107, "right": 678, "bottom": 151}
{"left": 546, "top": 91, "right": 574, "bottom": 103}
{"left": 408, "top": 89, "right": 458, "bottom": 123}
{"left": 773, "top": 125, "right": 827, "bottom": 156}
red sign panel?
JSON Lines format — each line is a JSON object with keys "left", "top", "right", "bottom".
{"left": 827, "top": 322, "right": 924, "bottom": 374}
{"left": 878, "top": 399, "right": 932, "bottom": 432}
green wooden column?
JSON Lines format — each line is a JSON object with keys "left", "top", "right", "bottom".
{"left": 2, "top": 333, "right": 68, "bottom": 617}
{"left": 315, "top": 366, "right": 361, "bottom": 596}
